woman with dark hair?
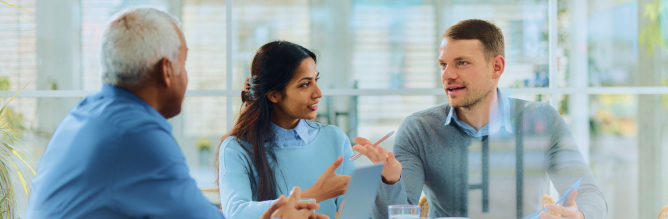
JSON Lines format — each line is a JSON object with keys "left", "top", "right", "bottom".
{"left": 217, "top": 41, "right": 355, "bottom": 219}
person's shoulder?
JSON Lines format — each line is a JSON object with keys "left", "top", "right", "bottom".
{"left": 220, "top": 136, "right": 248, "bottom": 152}
{"left": 218, "top": 136, "right": 253, "bottom": 165}
{"left": 510, "top": 98, "right": 560, "bottom": 116}
{"left": 510, "top": 98, "right": 563, "bottom": 126}
{"left": 56, "top": 94, "right": 132, "bottom": 137}
{"left": 311, "top": 121, "right": 346, "bottom": 137}
{"left": 404, "top": 102, "right": 450, "bottom": 125}
{"left": 85, "top": 96, "right": 168, "bottom": 135}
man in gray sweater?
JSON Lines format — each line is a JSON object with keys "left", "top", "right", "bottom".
{"left": 353, "top": 19, "right": 607, "bottom": 219}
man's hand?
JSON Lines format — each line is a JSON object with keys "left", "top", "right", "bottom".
{"left": 264, "top": 187, "right": 330, "bottom": 219}
{"left": 540, "top": 190, "right": 585, "bottom": 219}
{"left": 351, "top": 137, "right": 402, "bottom": 184}
{"left": 302, "top": 156, "right": 351, "bottom": 202}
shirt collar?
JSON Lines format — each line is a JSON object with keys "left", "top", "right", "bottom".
{"left": 293, "top": 119, "right": 310, "bottom": 143}
{"left": 444, "top": 88, "right": 513, "bottom": 136}
{"left": 496, "top": 88, "right": 513, "bottom": 134}
{"left": 269, "top": 119, "right": 310, "bottom": 147}
{"left": 100, "top": 84, "right": 173, "bottom": 132}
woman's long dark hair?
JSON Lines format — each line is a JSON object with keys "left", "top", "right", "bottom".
{"left": 216, "top": 41, "right": 316, "bottom": 201}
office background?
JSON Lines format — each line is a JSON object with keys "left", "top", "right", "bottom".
{"left": 1, "top": 0, "right": 666, "bottom": 218}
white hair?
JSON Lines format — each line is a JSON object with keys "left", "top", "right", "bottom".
{"left": 100, "top": 7, "right": 182, "bottom": 88}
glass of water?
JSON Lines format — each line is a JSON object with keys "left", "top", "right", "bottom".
{"left": 299, "top": 198, "right": 316, "bottom": 203}
{"left": 299, "top": 198, "right": 317, "bottom": 213}
{"left": 388, "top": 205, "right": 420, "bottom": 219}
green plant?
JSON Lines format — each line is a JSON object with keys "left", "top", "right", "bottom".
{"left": 639, "top": 0, "right": 668, "bottom": 110}
{"left": 0, "top": 85, "right": 36, "bottom": 218}
{"left": 1, "top": 3, "right": 38, "bottom": 217}
{"left": 639, "top": 0, "right": 667, "bottom": 56}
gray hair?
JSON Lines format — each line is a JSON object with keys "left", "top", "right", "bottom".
{"left": 100, "top": 7, "right": 182, "bottom": 88}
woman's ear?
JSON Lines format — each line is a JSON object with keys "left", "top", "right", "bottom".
{"left": 267, "top": 90, "right": 281, "bottom": 103}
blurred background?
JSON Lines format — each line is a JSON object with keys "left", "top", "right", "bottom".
{"left": 1, "top": 0, "right": 666, "bottom": 218}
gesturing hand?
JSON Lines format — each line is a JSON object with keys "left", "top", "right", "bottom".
{"left": 264, "top": 187, "right": 330, "bottom": 219}
{"left": 540, "top": 190, "right": 584, "bottom": 219}
{"left": 302, "top": 156, "right": 351, "bottom": 203}
{"left": 351, "top": 137, "right": 402, "bottom": 184}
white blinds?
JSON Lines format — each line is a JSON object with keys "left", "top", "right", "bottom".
{"left": 182, "top": 0, "right": 311, "bottom": 137}
{"left": 232, "top": 0, "right": 311, "bottom": 90}
{"left": 351, "top": 1, "right": 438, "bottom": 138}
{"left": 181, "top": 0, "right": 228, "bottom": 137}
{"left": 0, "top": 0, "right": 36, "bottom": 130}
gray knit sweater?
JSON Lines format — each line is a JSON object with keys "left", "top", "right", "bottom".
{"left": 373, "top": 99, "right": 607, "bottom": 219}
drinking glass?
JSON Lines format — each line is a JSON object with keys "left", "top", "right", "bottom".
{"left": 299, "top": 198, "right": 316, "bottom": 203}
{"left": 388, "top": 205, "right": 420, "bottom": 219}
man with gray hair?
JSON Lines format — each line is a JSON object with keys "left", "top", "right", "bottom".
{"left": 27, "top": 8, "right": 326, "bottom": 219}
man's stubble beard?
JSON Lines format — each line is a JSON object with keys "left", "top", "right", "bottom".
{"left": 449, "top": 82, "right": 494, "bottom": 110}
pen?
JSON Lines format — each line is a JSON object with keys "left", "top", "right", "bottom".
{"left": 349, "top": 131, "right": 395, "bottom": 161}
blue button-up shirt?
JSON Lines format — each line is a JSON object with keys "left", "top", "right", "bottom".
{"left": 444, "top": 88, "right": 513, "bottom": 140}
{"left": 269, "top": 119, "right": 320, "bottom": 148}
{"left": 27, "top": 85, "right": 224, "bottom": 219}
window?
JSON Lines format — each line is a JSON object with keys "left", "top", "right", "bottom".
{"left": 181, "top": 0, "right": 228, "bottom": 137}
{"left": 0, "top": 0, "right": 36, "bottom": 144}
{"left": 351, "top": 0, "right": 439, "bottom": 140}
{"left": 2, "top": 0, "right": 666, "bottom": 216}
{"left": 81, "top": 0, "right": 170, "bottom": 91}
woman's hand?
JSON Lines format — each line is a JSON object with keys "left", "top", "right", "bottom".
{"left": 352, "top": 137, "right": 402, "bottom": 184}
{"left": 302, "top": 156, "right": 351, "bottom": 202}
{"left": 262, "top": 187, "right": 330, "bottom": 219}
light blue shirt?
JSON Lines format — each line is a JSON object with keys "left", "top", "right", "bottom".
{"left": 444, "top": 88, "right": 513, "bottom": 140}
{"left": 219, "top": 120, "right": 356, "bottom": 219}
{"left": 270, "top": 119, "right": 319, "bottom": 147}
{"left": 27, "top": 85, "right": 223, "bottom": 219}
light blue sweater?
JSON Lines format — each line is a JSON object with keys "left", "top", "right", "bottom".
{"left": 218, "top": 121, "right": 356, "bottom": 219}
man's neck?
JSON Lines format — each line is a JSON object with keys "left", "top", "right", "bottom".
{"left": 455, "top": 88, "right": 499, "bottom": 131}
{"left": 125, "top": 85, "right": 167, "bottom": 118}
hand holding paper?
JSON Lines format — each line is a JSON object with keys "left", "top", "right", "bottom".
{"left": 523, "top": 177, "right": 583, "bottom": 219}
{"left": 540, "top": 189, "right": 584, "bottom": 219}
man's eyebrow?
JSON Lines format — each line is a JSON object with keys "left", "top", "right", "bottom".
{"left": 438, "top": 56, "right": 471, "bottom": 62}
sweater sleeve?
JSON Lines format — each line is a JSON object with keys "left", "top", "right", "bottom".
{"left": 373, "top": 116, "right": 425, "bottom": 219}
{"left": 218, "top": 138, "right": 277, "bottom": 219}
{"left": 544, "top": 106, "right": 608, "bottom": 219}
